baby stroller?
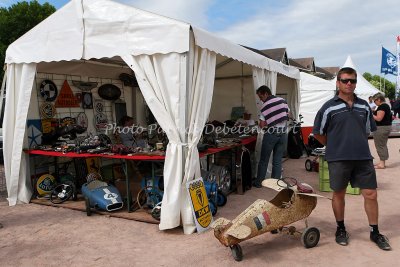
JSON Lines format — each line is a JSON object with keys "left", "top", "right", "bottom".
{"left": 304, "top": 134, "right": 325, "bottom": 172}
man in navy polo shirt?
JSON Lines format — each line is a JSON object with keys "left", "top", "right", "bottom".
{"left": 313, "top": 67, "right": 391, "bottom": 250}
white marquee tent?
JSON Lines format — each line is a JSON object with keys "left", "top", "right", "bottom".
{"left": 299, "top": 72, "right": 335, "bottom": 127}
{"left": 333, "top": 55, "right": 383, "bottom": 101}
{"left": 2, "top": 0, "right": 300, "bottom": 233}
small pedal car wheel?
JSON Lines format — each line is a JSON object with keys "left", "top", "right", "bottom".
{"left": 216, "top": 190, "right": 227, "bottom": 207}
{"left": 305, "top": 159, "right": 313, "bottom": 172}
{"left": 85, "top": 197, "right": 92, "bottom": 216}
{"left": 230, "top": 244, "right": 243, "bottom": 261}
{"left": 301, "top": 227, "right": 320, "bottom": 248}
{"left": 209, "top": 199, "right": 218, "bottom": 216}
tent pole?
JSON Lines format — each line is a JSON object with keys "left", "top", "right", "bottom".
{"left": 0, "top": 67, "right": 7, "bottom": 118}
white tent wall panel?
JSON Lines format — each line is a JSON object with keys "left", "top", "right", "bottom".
{"left": 210, "top": 78, "right": 254, "bottom": 122}
{"left": 210, "top": 76, "right": 298, "bottom": 123}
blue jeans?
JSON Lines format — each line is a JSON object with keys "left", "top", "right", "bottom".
{"left": 256, "top": 132, "right": 287, "bottom": 184}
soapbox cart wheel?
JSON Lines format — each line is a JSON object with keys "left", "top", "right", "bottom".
{"left": 217, "top": 190, "right": 227, "bottom": 207}
{"left": 301, "top": 227, "right": 320, "bottom": 248}
{"left": 305, "top": 159, "right": 313, "bottom": 172}
{"left": 230, "top": 244, "right": 243, "bottom": 261}
{"left": 85, "top": 197, "right": 92, "bottom": 216}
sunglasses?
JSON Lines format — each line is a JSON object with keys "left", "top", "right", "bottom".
{"left": 339, "top": 78, "right": 357, "bottom": 84}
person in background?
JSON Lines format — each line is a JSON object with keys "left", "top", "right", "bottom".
{"left": 372, "top": 93, "right": 392, "bottom": 169}
{"left": 368, "top": 96, "right": 376, "bottom": 111}
{"left": 118, "top": 116, "right": 146, "bottom": 148}
{"left": 392, "top": 97, "right": 400, "bottom": 118}
{"left": 313, "top": 67, "right": 391, "bottom": 250}
{"left": 253, "top": 85, "right": 288, "bottom": 188}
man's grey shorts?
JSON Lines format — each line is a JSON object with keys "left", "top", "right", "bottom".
{"left": 328, "top": 160, "right": 377, "bottom": 191}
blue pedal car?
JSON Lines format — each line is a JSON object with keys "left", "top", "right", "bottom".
{"left": 81, "top": 180, "right": 124, "bottom": 216}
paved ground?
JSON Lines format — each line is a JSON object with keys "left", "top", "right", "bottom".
{"left": 0, "top": 138, "right": 399, "bottom": 266}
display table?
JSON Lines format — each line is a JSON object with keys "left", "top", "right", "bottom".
{"left": 24, "top": 135, "right": 257, "bottom": 212}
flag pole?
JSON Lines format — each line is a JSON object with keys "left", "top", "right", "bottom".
{"left": 397, "top": 36, "right": 400, "bottom": 98}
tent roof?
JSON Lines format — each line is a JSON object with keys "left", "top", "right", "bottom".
{"left": 300, "top": 72, "right": 335, "bottom": 91}
{"left": 332, "top": 55, "right": 383, "bottom": 100}
{"left": 5, "top": 0, "right": 299, "bottom": 79}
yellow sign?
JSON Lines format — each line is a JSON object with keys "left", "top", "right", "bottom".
{"left": 187, "top": 178, "right": 213, "bottom": 232}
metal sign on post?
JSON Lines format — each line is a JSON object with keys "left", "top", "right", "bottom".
{"left": 186, "top": 177, "right": 213, "bottom": 233}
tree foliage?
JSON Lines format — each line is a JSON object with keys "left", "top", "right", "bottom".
{"left": 362, "top": 72, "right": 396, "bottom": 99}
{"left": 0, "top": 1, "right": 55, "bottom": 82}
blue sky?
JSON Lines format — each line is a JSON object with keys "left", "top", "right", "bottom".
{"left": 2, "top": 0, "right": 400, "bottom": 82}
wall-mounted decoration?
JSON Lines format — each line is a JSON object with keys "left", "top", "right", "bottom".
{"left": 94, "top": 99, "right": 105, "bottom": 113}
{"left": 76, "top": 112, "right": 88, "bottom": 130}
{"left": 72, "top": 80, "right": 98, "bottom": 91}
{"left": 98, "top": 84, "right": 121, "bottom": 101}
{"left": 82, "top": 92, "right": 93, "bottom": 109}
{"left": 39, "top": 102, "right": 56, "bottom": 119}
{"left": 60, "top": 117, "right": 76, "bottom": 127}
{"left": 27, "top": 119, "right": 42, "bottom": 148}
{"left": 40, "top": 79, "right": 58, "bottom": 102}
{"left": 41, "top": 118, "right": 58, "bottom": 134}
{"left": 55, "top": 80, "right": 80, "bottom": 108}
{"left": 94, "top": 112, "right": 108, "bottom": 130}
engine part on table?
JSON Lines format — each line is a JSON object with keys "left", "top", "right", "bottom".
{"left": 98, "top": 84, "right": 121, "bottom": 101}
{"left": 206, "top": 164, "right": 231, "bottom": 196}
{"left": 202, "top": 123, "right": 217, "bottom": 147}
{"left": 42, "top": 124, "right": 86, "bottom": 145}
{"left": 82, "top": 180, "right": 124, "bottom": 215}
{"left": 50, "top": 181, "right": 77, "bottom": 204}
{"left": 110, "top": 144, "right": 142, "bottom": 155}
{"left": 86, "top": 146, "right": 110, "bottom": 154}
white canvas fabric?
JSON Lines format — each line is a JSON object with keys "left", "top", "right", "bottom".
{"left": 181, "top": 47, "right": 216, "bottom": 233}
{"left": 3, "top": 63, "right": 36, "bottom": 205}
{"left": 252, "top": 68, "right": 277, "bottom": 179}
{"left": 122, "top": 53, "right": 187, "bottom": 231}
{"left": 332, "top": 56, "right": 384, "bottom": 102}
{"left": 299, "top": 72, "right": 335, "bottom": 127}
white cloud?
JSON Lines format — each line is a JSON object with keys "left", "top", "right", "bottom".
{"left": 214, "top": 0, "right": 400, "bottom": 77}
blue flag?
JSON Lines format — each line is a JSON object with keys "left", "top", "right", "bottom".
{"left": 381, "top": 47, "right": 397, "bottom": 75}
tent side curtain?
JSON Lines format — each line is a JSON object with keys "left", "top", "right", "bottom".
{"left": 182, "top": 47, "right": 216, "bottom": 233}
{"left": 122, "top": 53, "right": 186, "bottom": 231}
{"left": 4, "top": 63, "right": 37, "bottom": 205}
{"left": 122, "top": 48, "right": 216, "bottom": 233}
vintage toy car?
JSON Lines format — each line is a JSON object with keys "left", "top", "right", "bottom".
{"left": 81, "top": 179, "right": 124, "bottom": 216}
{"left": 211, "top": 177, "right": 324, "bottom": 261}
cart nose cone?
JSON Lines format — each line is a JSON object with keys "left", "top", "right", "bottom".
{"left": 106, "top": 202, "right": 123, "bottom": 211}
